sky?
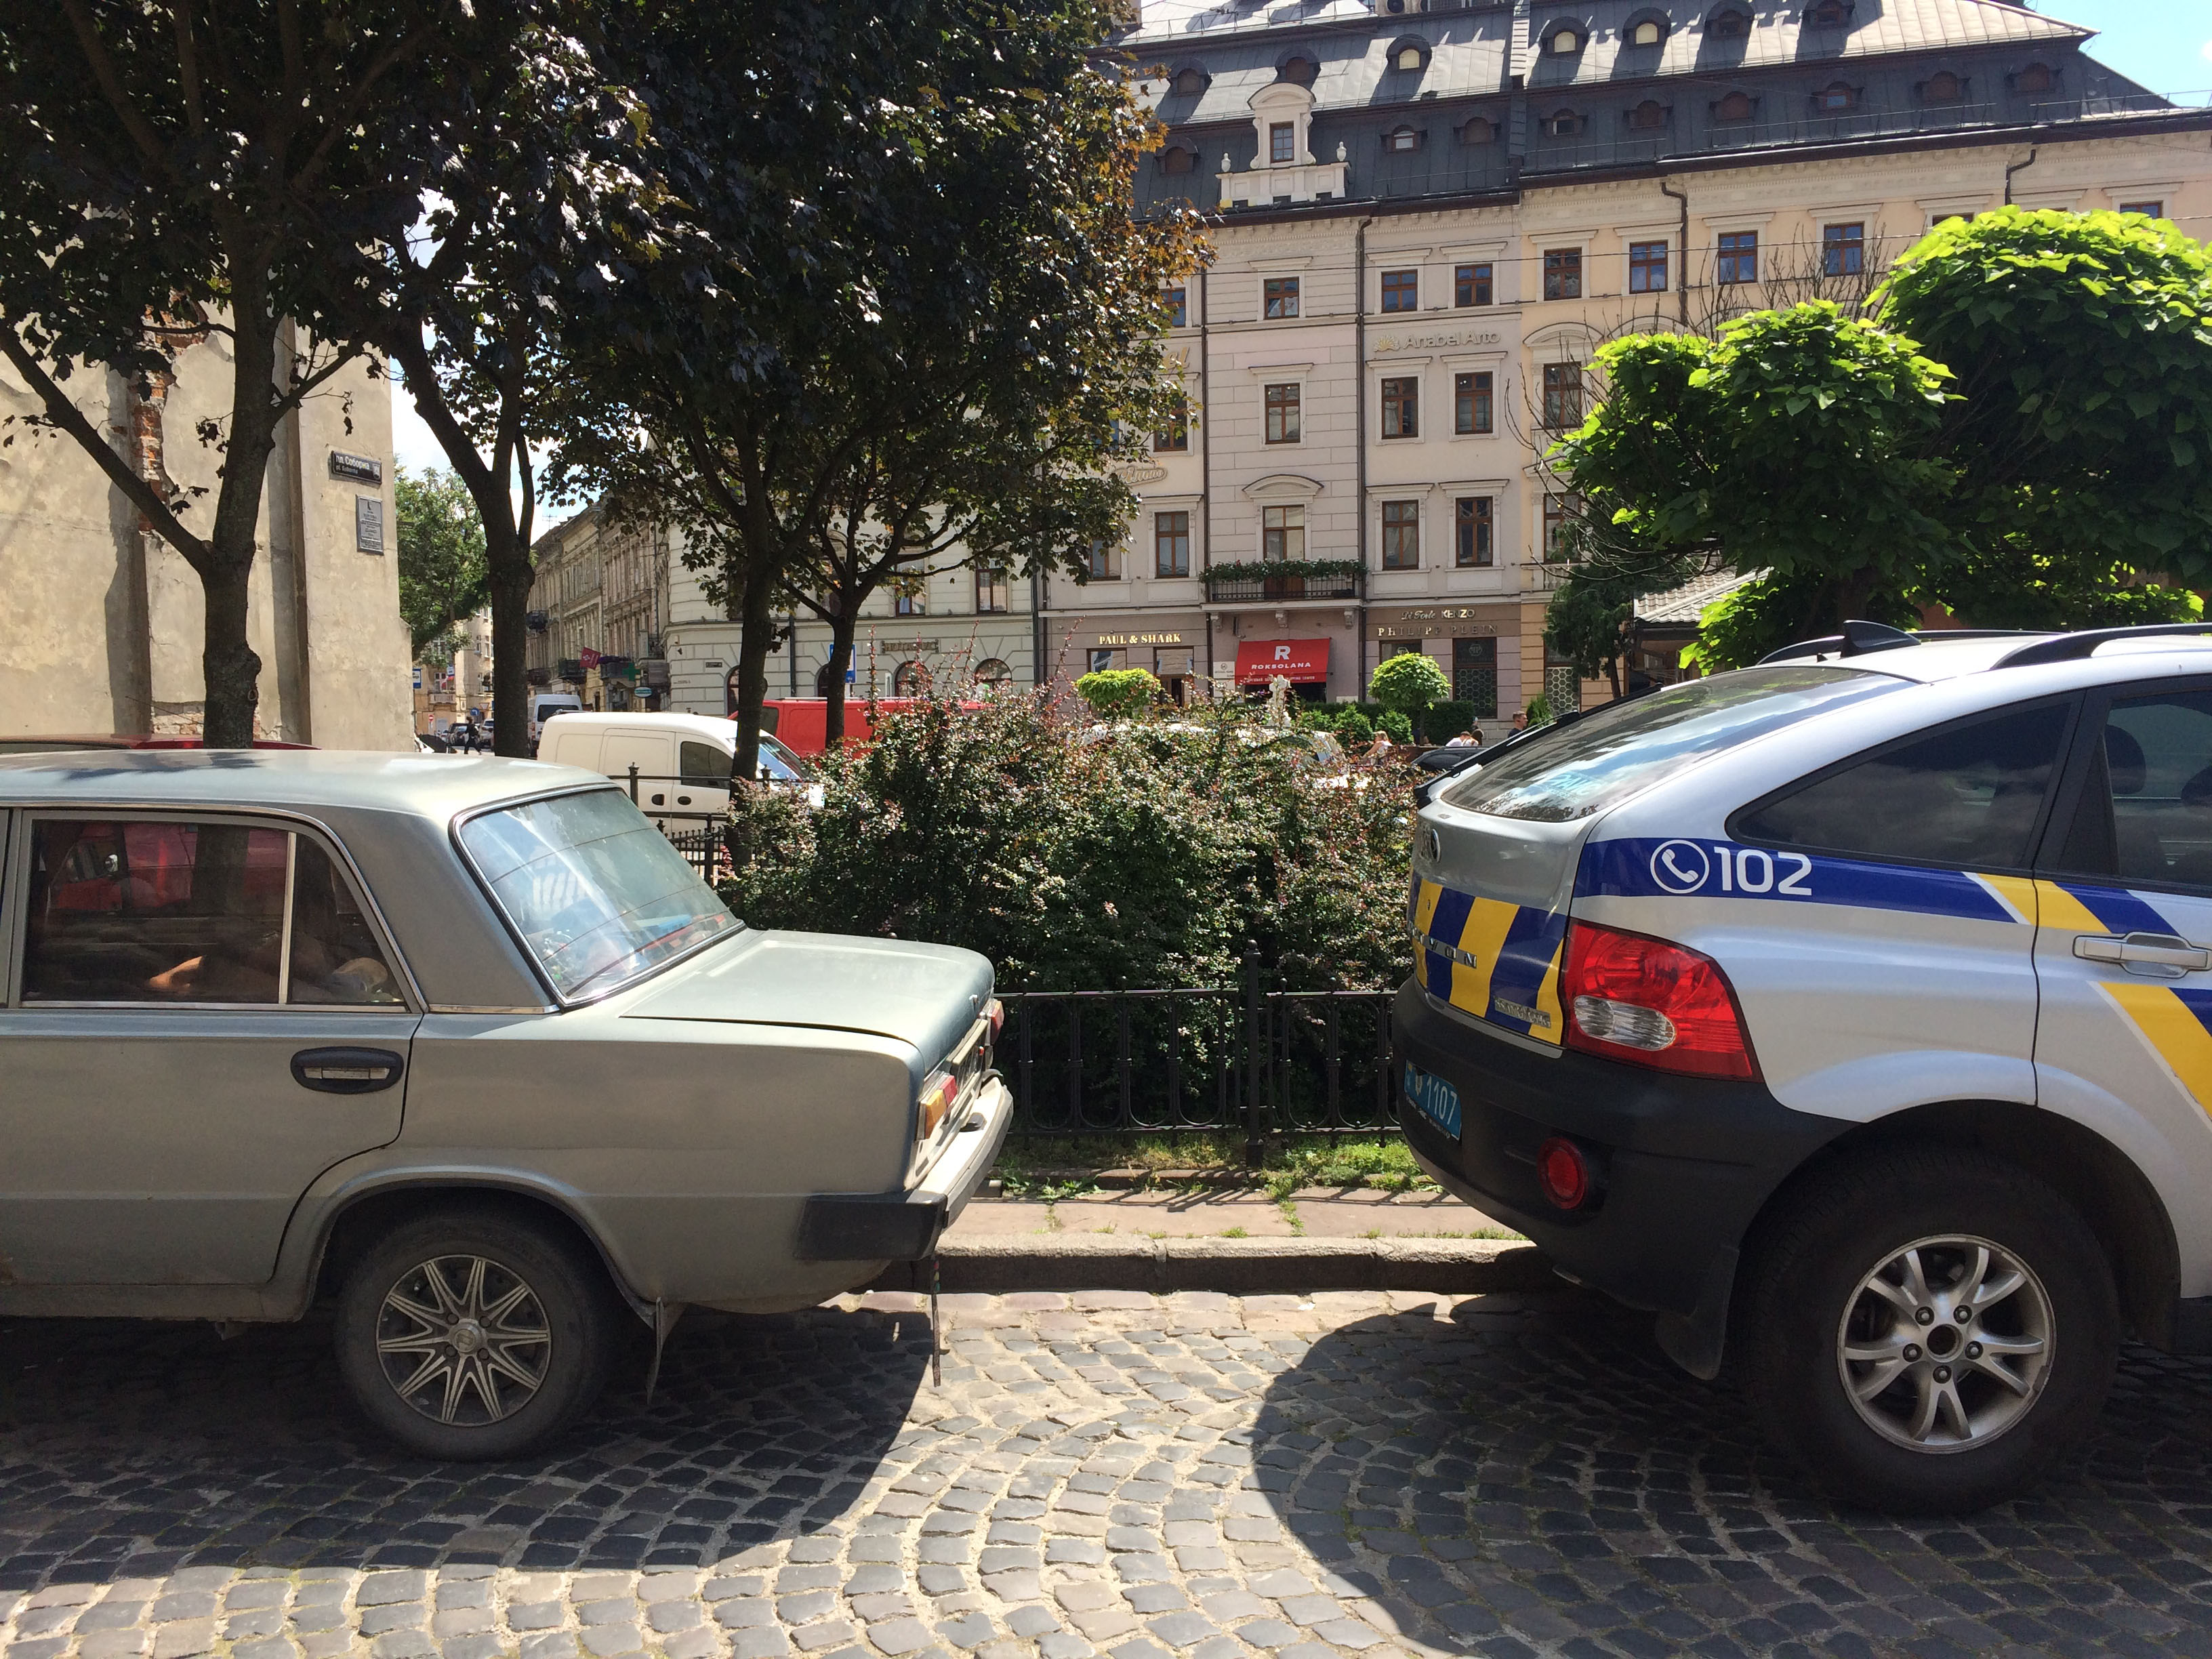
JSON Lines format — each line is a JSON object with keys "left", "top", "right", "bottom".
{"left": 388, "top": 0, "right": 2212, "bottom": 521}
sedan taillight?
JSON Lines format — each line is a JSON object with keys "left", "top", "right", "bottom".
{"left": 1561, "top": 920, "right": 1759, "bottom": 1081}
{"left": 919, "top": 1070, "right": 959, "bottom": 1136}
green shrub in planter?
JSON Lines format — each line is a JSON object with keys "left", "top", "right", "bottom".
{"left": 1376, "top": 710, "right": 1413, "bottom": 745}
{"left": 1368, "top": 653, "right": 1451, "bottom": 735}
{"left": 1074, "top": 667, "right": 1162, "bottom": 720}
{"left": 1423, "top": 700, "right": 1477, "bottom": 742}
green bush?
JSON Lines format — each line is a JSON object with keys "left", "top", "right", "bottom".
{"left": 1421, "top": 699, "right": 1477, "bottom": 743}
{"left": 721, "top": 691, "right": 1418, "bottom": 991}
{"left": 1525, "top": 693, "right": 1554, "bottom": 725}
{"left": 1368, "top": 653, "right": 1451, "bottom": 724}
{"left": 1298, "top": 705, "right": 1373, "bottom": 745}
{"left": 1377, "top": 710, "right": 1413, "bottom": 745}
{"left": 1074, "top": 667, "right": 1162, "bottom": 719}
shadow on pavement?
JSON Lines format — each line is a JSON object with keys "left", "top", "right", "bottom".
{"left": 1250, "top": 1291, "right": 2212, "bottom": 1656}
{"left": 0, "top": 1306, "right": 930, "bottom": 1589}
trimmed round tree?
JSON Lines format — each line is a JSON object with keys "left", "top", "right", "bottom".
{"left": 1368, "top": 653, "right": 1452, "bottom": 741}
{"left": 1075, "top": 668, "right": 1162, "bottom": 720}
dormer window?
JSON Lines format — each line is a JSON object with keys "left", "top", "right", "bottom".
{"left": 1713, "top": 89, "right": 1755, "bottom": 121}
{"left": 1459, "top": 115, "right": 1496, "bottom": 144}
{"left": 1172, "top": 66, "right": 1206, "bottom": 96}
{"left": 1805, "top": 0, "right": 1851, "bottom": 23}
{"left": 1627, "top": 99, "right": 1668, "bottom": 129}
{"left": 1546, "top": 24, "right": 1584, "bottom": 54}
{"left": 1815, "top": 81, "right": 1858, "bottom": 111}
{"left": 1920, "top": 70, "right": 1965, "bottom": 102}
{"left": 1542, "top": 108, "right": 1580, "bottom": 137}
{"left": 1707, "top": 8, "right": 1750, "bottom": 38}
{"left": 1631, "top": 18, "right": 1665, "bottom": 45}
{"left": 1278, "top": 54, "right": 1318, "bottom": 86}
{"left": 1393, "top": 41, "right": 1429, "bottom": 71}
{"left": 1159, "top": 144, "right": 1197, "bottom": 175}
{"left": 2014, "top": 62, "right": 2053, "bottom": 94}
{"left": 1384, "top": 125, "right": 1422, "bottom": 152}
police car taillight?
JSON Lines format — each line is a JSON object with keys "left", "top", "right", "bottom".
{"left": 1561, "top": 921, "right": 1759, "bottom": 1082}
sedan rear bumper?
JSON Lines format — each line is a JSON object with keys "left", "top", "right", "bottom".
{"left": 797, "top": 1073, "right": 1012, "bottom": 1261}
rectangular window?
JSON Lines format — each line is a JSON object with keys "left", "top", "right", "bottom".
{"left": 1270, "top": 122, "right": 1295, "bottom": 164}
{"left": 1262, "top": 505, "right": 1305, "bottom": 561}
{"left": 1086, "top": 540, "right": 1120, "bottom": 580}
{"left": 1166, "top": 285, "right": 1187, "bottom": 327}
{"left": 1264, "top": 276, "right": 1300, "bottom": 319}
{"left": 1822, "top": 222, "right": 1864, "bottom": 276}
{"left": 1154, "top": 511, "right": 1191, "bottom": 577}
{"left": 1542, "top": 493, "right": 1576, "bottom": 560}
{"left": 1629, "top": 240, "right": 1668, "bottom": 293}
{"left": 1381, "top": 269, "right": 1418, "bottom": 312}
{"left": 1381, "top": 500, "right": 1420, "bottom": 569}
{"left": 1381, "top": 376, "right": 1419, "bottom": 439}
{"left": 1541, "top": 361, "right": 1582, "bottom": 430}
{"left": 1717, "top": 230, "right": 1759, "bottom": 285}
{"left": 1452, "top": 636, "right": 1498, "bottom": 718}
{"left": 1454, "top": 262, "right": 1493, "bottom": 307}
{"left": 1265, "top": 382, "right": 1301, "bottom": 443}
{"left": 975, "top": 564, "right": 1010, "bottom": 614}
{"left": 1543, "top": 248, "right": 1582, "bottom": 300}
{"left": 1154, "top": 396, "right": 1189, "bottom": 452}
{"left": 1454, "top": 371, "right": 1493, "bottom": 435}
{"left": 1454, "top": 496, "right": 1492, "bottom": 567}
{"left": 2119, "top": 200, "right": 2165, "bottom": 218}
{"left": 896, "top": 590, "right": 926, "bottom": 617}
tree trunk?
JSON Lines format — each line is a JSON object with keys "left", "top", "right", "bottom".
{"left": 198, "top": 302, "right": 285, "bottom": 747}
{"left": 823, "top": 613, "right": 857, "bottom": 747}
{"left": 198, "top": 558, "right": 263, "bottom": 747}
{"left": 731, "top": 541, "right": 778, "bottom": 781}
{"left": 486, "top": 516, "right": 534, "bottom": 756}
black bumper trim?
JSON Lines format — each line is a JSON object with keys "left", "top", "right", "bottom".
{"left": 797, "top": 1192, "right": 949, "bottom": 1263}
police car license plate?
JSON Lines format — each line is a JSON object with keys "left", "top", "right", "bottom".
{"left": 1404, "top": 1062, "right": 1462, "bottom": 1140}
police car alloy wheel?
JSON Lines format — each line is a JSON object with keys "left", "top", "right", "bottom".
{"left": 1739, "top": 1146, "right": 2118, "bottom": 1514}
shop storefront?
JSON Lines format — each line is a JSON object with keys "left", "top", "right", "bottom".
{"left": 1231, "top": 636, "right": 1332, "bottom": 701}
{"left": 1064, "top": 621, "right": 1205, "bottom": 703}
{"left": 1368, "top": 604, "right": 1522, "bottom": 726}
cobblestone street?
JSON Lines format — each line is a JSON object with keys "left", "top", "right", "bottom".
{"left": 4, "top": 1290, "right": 2212, "bottom": 1659}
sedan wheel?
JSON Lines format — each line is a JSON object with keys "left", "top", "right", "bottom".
{"left": 337, "top": 1212, "right": 621, "bottom": 1460}
{"left": 1740, "top": 1147, "right": 2117, "bottom": 1513}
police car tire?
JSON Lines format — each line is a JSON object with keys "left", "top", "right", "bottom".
{"left": 1739, "top": 1145, "right": 2118, "bottom": 1515}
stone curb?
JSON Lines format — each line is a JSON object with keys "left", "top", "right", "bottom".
{"left": 867, "top": 1234, "right": 1555, "bottom": 1294}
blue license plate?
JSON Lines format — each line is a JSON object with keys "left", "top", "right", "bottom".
{"left": 1404, "top": 1062, "right": 1462, "bottom": 1140}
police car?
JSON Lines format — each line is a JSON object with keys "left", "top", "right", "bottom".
{"left": 1395, "top": 620, "right": 2212, "bottom": 1512}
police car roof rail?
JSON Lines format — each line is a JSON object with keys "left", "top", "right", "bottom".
{"left": 1757, "top": 619, "right": 1922, "bottom": 664}
{"left": 1992, "top": 622, "right": 2212, "bottom": 670}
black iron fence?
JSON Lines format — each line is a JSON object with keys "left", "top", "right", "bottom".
{"left": 1003, "top": 954, "right": 1399, "bottom": 1161}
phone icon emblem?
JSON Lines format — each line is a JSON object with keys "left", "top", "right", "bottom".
{"left": 1649, "top": 839, "right": 1711, "bottom": 895}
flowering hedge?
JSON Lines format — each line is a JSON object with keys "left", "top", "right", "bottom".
{"left": 719, "top": 692, "right": 1418, "bottom": 991}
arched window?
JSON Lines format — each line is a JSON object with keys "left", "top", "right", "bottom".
{"left": 1713, "top": 89, "right": 1755, "bottom": 121}
{"left": 892, "top": 661, "right": 926, "bottom": 696}
{"left": 1546, "top": 24, "right": 1583, "bottom": 54}
{"left": 1805, "top": 0, "right": 1851, "bottom": 23}
{"left": 1160, "top": 145, "right": 1197, "bottom": 176}
{"left": 1627, "top": 99, "right": 1668, "bottom": 129}
{"left": 814, "top": 662, "right": 842, "bottom": 697}
{"left": 1395, "top": 43, "right": 1427, "bottom": 71}
{"left": 1172, "top": 66, "right": 1206, "bottom": 96}
{"left": 1384, "top": 125, "right": 1422, "bottom": 152}
{"left": 1542, "top": 108, "right": 1580, "bottom": 137}
{"left": 1815, "top": 81, "right": 1857, "bottom": 111}
{"left": 1459, "top": 115, "right": 1495, "bottom": 144}
{"left": 2014, "top": 62, "right": 2053, "bottom": 94}
{"left": 1921, "top": 70, "right": 1965, "bottom": 102}
{"left": 1630, "top": 18, "right": 1665, "bottom": 45}
{"left": 1278, "top": 54, "right": 1318, "bottom": 85}
{"left": 974, "top": 659, "right": 1014, "bottom": 690}
{"left": 1706, "top": 7, "right": 1750, "bottom": 38}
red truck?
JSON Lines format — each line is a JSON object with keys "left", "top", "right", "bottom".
{"left": 758, "top": 698, "right": 961, "bottom": 757}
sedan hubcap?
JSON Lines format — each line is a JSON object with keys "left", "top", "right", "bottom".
{"left": 375, "top": 1254, "right": 550, "bottom": 1426}
{"left": 1836, "top": 1233, "right": 2053, "bottom": 1453}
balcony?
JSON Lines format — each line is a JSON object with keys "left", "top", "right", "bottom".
{"left": 1206, "top": 561, "right": 1364, "bottom": 605}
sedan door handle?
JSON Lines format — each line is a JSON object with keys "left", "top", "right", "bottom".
{"left": 676, "top": 795, "right": 693, "bottom": 805}
{"left": 291, "top": 1047, "right": 405, "bottom": 1094}
{"left": 2074, "top": 932, "right": 2212, "bottom": 977}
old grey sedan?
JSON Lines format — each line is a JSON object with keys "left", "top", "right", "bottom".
{"left": 0, "top": 751, "right": 1010, "bottom": 1458}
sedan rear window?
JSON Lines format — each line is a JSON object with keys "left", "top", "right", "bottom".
{"left": 1444, "top": 665, "right": 1900, "bottom": 822}
{"left": 460, "top": 790, "right": 739, "bottom": 999}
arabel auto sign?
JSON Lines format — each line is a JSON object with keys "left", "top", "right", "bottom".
{"left": 1372, "top": 330, "right": 1503, "bottom": 352}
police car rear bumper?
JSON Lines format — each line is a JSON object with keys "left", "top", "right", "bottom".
{"left": 1391, "top": 979, "right": 1846, "bottom": 1374}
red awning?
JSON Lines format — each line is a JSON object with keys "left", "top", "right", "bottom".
{"left": 1234, "top": 638, "right": 1331, "bottom": 686}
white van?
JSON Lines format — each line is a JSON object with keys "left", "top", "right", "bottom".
{"left": 535, "top": 713, "right": 813, "bottom": 824}
{"left": 529, "top": 692, "right": 583, "bottom": 753}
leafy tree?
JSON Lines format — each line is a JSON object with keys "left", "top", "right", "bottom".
{"left": 0, "top": 3, "right": 490, "bottom": 743}
{"left": 396, "top": 468, "right": 490, "bottom": 658}
{"left": 1368, "top": 653, "right": 1452, "bottom": 737}
{"left": 555, "top": 0, "right": 1200, "bottom": 781}
{"left": 1074, "top": 668, "right": 1161, "bottom": 720}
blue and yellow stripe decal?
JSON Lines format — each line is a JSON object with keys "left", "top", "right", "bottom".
{"left": 2031, "top": 877, "right": 2212, "bottom": 1118}
{"left": 1577, "top": 838, "right": 2039, "bottom": 925}
{"left": 1408, "top": 876, "right": 1567, "bottom": 1044}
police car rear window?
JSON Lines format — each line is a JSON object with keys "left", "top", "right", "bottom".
{"left": 1443, "top": 666, "right": 1898, "bottom": 823}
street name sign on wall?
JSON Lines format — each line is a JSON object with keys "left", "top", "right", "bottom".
{"left": 329, "top": 450, "right": 383, "bottom": 485}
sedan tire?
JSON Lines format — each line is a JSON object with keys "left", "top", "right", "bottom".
{"left": 335, "top": 1211, "right": 621, "bottom": 1460}
{"left": 1738, "top": 1145, "right": 2118, "bottom": 1514}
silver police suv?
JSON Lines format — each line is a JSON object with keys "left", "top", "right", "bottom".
{"left": 0, "top": 751, "right": 1008, "bottom": 1458}
{"left": 1397, "top": 621, "right": 2212, "bottom": 1512}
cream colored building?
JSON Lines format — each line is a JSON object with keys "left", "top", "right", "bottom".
{"left": 525, "top": 508, "right": 672, "bottom": 711}
{"left": 0, "top": 329, "right": 413, "bottom": 746}
{"left": 1064, "top": 0, "right": 2212, "bottom": 730}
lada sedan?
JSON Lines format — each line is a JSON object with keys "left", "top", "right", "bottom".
{"left": 1398, "top": 621, "right": 2212, "bottom": 1512}
{"left": 0, "top": 751, "right": 1009, "bottom": 1458}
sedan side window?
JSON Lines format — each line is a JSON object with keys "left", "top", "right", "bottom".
{"left": 1736, "top": 703, "right": 2072, "bottom": 871}
{"left": 2050, "top": 691, "right": 2212, "bottom": 889}
{"left": 20, "top": 819, "right": 402, "bottom": 1006}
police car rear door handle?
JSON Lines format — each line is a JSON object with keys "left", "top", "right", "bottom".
{"left": 2073, "top": 932, "right": 2212, "bottom": 977}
